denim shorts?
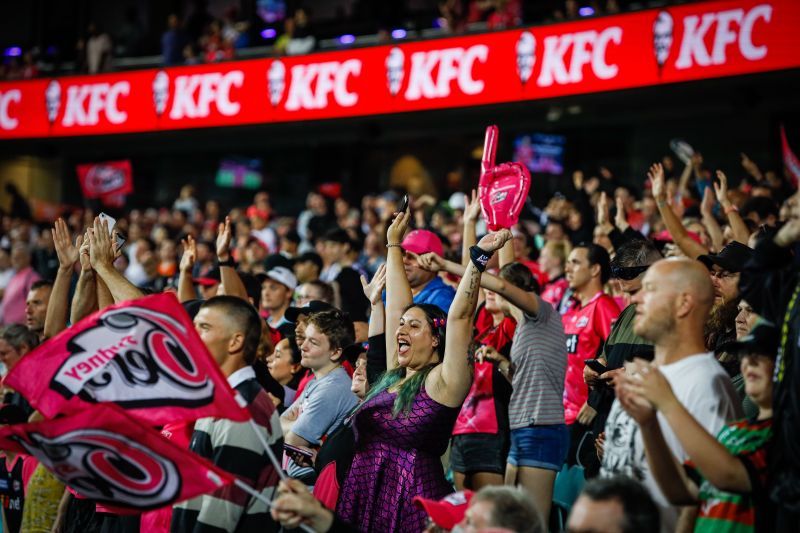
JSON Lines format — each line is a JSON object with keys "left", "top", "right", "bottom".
{"left": 507, "top": 424, "right": 570, "bottom": 472}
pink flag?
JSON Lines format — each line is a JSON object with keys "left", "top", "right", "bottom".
{"left": 781, "top": 124, "right": 800, "bottom": 188}
{"left": 4, "top": 293, "right": 249, "bottom": 425}
{"left": 0, "top": 404, "right": 234, "bottom": 513}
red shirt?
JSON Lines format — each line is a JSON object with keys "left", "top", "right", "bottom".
{"left": 562, "top": 292, "right": 620, "bottom": 425}
{"left": 541, "top": 276, "right": 569, "bottom": 308}
{"left": 473, "top": 306, "right": 516, "bottom": 352}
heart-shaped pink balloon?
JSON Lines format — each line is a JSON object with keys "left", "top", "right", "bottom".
{"left": 479, "top": 125, "right": 531, "bottom": 231}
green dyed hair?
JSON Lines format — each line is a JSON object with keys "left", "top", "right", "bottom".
{"left": 360, "top": 303, "right": 446, "bottom": 417}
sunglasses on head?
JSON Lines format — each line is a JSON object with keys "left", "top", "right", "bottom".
{"left": 610, "top": 264, "right": 649, "bottom": 281}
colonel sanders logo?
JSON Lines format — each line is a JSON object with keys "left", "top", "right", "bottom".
{"left": 653, "top": 11, "right": 674, "bottom": 69}
{"left": 516, "top": 31, "right": 536, "bottom": 84}
{"left": 385, "top": 48, "right": 405, "bottom": 96}
{"left": 152, "top": 71, "right": 170, "bottom": 116}
{"left": 51, "top": 306, "right": 215, "bottom": 409}
{"left": 45, "top": 80, "right": 61, "bottom": 123}
{"left": 14, "top": 429, "right": 179, "bottom": 508}
{"left": 267, "top": 60, "right": 286, "bottom": 107}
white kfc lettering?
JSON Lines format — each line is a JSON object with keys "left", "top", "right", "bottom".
{"left": 537, "top": 27, "right": 622, "bottom": 87}
{"left": 675, "top": 4, "right": 772, "bottom": 69}
{"left": 169, "top": 71, "right": 244, "bottom": 119}
{"left": 62, "top": 82, "right": 130, "bottom": 126}
{"left": 0, "top": 90, "right": 21, "bottom": 130}
{"left": 404, "top": 45, "right": 488, "bottom": 100}
{"left": 285, "top": 59, "right": 361, "bottom": 110}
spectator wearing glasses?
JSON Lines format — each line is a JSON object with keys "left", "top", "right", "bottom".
{"left": 698, "top": 241, "right": 755, "bottom": 376}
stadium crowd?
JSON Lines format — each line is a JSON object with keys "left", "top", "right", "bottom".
{"left": 0, "top": 144, "right": 798, "bottom": 533}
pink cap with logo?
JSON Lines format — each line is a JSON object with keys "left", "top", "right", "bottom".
{"left": 401, "top": 229, "right": 444, "bottom": 256}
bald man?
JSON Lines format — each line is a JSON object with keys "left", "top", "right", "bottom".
{"left": 599, "top": 259, "right": 741, "bottom": 533}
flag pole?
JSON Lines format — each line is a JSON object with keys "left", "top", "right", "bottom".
{"left": 235, "top": 393, "right": 288, "bottom": 481}
{"left": 233, "top": 479, "right": 316, "bottom": 533}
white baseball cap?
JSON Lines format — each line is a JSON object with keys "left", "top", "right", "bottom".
{"left": 265, "top": 266, "right": 298, "bottom": 291}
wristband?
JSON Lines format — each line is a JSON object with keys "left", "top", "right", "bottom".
{"left": 469, "top": 245, "right": 492, "bottom": 272}
{"left": 386, "top": 243, "right": 402, "bottom": 248}
{"left": 723, "top": 204, "right": 739, "bottom": 214}
{"left": 218, "top": 257, "right": 236, "bottom": 268}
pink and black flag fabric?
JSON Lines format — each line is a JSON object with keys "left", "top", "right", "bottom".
{"left": 0, "top": 404, "right": 234, "bottom": 513}
{"left": 3, "top": 293, "right": 249, "bottom": 425}
{"left": 781, "top": 124, "right": 800, "bottom": 188}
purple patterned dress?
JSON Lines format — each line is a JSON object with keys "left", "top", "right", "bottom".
{"left": 335, "top": 387, "right": 459, "bottom": 532}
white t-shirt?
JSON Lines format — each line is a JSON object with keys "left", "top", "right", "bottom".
{"left": 601, "top": 352, "right": 742, "bottom": 533}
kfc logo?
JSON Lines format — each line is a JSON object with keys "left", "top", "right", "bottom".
{"left": 45, "top": 80, "right": 61, "bottom": 123}
{"left": 675, "top": 4, "right": 772, "bottom": 69}
{"left": 152, "top": 71, "right": 170, "bottom": 116}
{"left": 51, "top": 306, "right": 215, "bottom": 408}
{"left": 405, "top": 45, "right": 489, "bottom": 100}
{"left": 0, "top": 90, "right": 21, "bottom": 130}
{"left": 516, "top": 31, "right": 536, "bottom": 83}
{"left": 653, "top": 11, "right": 674, "bottom": 69}
{"left": 169, "top": 70, "right": 244, "bottom": 119}
{"left": 285, "top": 59, "right": 361, "bottom": 111}
{"left": 62, "top": 81, "right": 130, "bottom": 127}
{"left": 386, "top": 48, "right": 405, "bottom": 96}
{"left": 537, "top": 27, "right": 622, "bottom": 87}
{"left": 267, "top": 60, "right": 286, "bottom": 106}
{"left": 14, "top": 429, "right": 179, "bottom": 508}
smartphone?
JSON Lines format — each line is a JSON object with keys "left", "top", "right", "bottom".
{"left": 397, "top": 194, "right": 409, "bottom": 213}
{"left": 584, "top": 359, "right": 608, "bottom": 374}
{"left": 98, "top": 212, "right": 116, "bottom": 235}
{"left": 283, "top": 443, "right": 314, "bottom": 461}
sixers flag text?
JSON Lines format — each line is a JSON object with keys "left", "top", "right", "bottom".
{"left": 3, "top": 293, "right": 249, "bottom": 425}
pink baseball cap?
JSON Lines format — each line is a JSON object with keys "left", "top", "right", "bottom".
{"left": 401, "top": 229, "right": 444, "bottom": 256}
{"left": 413, "top": 490, "right": 473, "bottom": 529}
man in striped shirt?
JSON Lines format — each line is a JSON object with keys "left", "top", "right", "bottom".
{"left": 172, "top": 296, "right": 283, "bottom": 533}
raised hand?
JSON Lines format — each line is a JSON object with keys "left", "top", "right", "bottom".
{"left": 88, "top": 217, "right": 115, "bottom": 270}
{"left": 180, "top": 234, "right": 197, "bottom": 274}
{"left": 700, "top": 185, "right": 715, "bottom": 217}
{"left": 417, "top": 252, "right": 446, "bottom": 273}
{"left": 713, "top": 170, "right": 731, "bottom": 207}
{"left": 53, "top": 218, "right": 81, "bottom": 269}
{"left": 216, "top": 216, "right": 233, "bottom": 261}
{"left": 79, "top": 229, "right": 92, "bottom": 272}
{"left": 360, "top": 263, "right": 387, "bottom": 306}
{"left": 648, "top": 163, "right": 666, "bottom": 203}
{"left": 463, "top": 189, "right": 482, "bottom": 224}
{"left": 477, "top": 229, "right": 513, "bottom": 253}
{"left": 614, "top": 195, "right": 629, "bottom": 231}
{"left": 386, "top": 208, "right": 410, "bottom": 246}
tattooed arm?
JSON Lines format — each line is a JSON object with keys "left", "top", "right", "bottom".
{"left": 428, "top": 230, "right": 512, "bottom": 408}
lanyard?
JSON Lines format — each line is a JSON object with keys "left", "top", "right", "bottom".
{"left": 777, "top": 280, "right": 800, "bottom": 384}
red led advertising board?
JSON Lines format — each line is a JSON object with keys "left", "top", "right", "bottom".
{"left": 0, "top": 0, "right": 796, "bottom": 139}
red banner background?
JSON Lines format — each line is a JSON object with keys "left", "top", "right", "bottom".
{"left": 0, "top": 0, "right": 796, "bottom": 139}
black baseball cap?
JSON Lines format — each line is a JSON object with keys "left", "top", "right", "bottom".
{"left": 285, "top": 300, "right": 336, "bottom": 324}
{"left": 720, "top": 321, "right": 779, "bottom": 358}
{"left": 698, "top": 241, "right": 754, "bottom": 273}
{"left": 195, "top": 268, "right": 221, "bottom": 287}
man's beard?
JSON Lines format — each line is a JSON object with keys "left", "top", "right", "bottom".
{"left": 705, "top": 298, "right": 741, "bottom": 351}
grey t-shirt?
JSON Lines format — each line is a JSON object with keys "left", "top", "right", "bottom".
{"left": 285, "top": 367, "right": 359, "bottom": 479}
{"left": 509, "top": 297, "right": 568, "bottom": 429}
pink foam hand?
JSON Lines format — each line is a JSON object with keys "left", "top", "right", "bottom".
{"left": 478, "top": 125, "right": 532, "bottom": 231}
